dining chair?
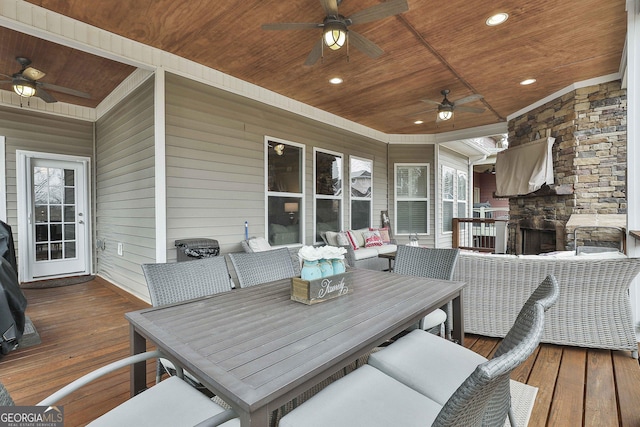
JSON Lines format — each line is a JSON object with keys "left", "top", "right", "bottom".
{"left": 278, "top": 301, "right": 546, "bottom": 427}
{"left": 228, "top": 247, "right": 297, "bottom": 288}
{"left": 0, "top": 350, "right": 239, "bottom": 426}
{"left": 142, "top": 256, "right": 233, "bottom": 384}
{"left": 367, "top": 274, "right": 559, "bottom": 427}
{"left": 393, "top": 245, "right": 460, "bottom": 338}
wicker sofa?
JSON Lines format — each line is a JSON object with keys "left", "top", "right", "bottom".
{"left": 320, "top": 229, "right": 397, "bottom": 271}
{"left": 453, "top": 252, "right": 640, "bottom": 357}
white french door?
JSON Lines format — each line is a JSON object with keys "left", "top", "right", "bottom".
{"left": 18, "top": 152, "right": 91, "bottom": 281}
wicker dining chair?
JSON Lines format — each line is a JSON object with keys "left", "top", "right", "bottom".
{"left": 228, "top": 248, "right": 297, "bottom": 288}
{"left": 141, "top": 256, "right": 233, "bottom": 385}
{"left": 367, "top": 275, "right": 559, "bottom": 427}
{"left": 0, "top": 350, "right": 239, "bottom": 426}
{"left": 393, "top": 246, "right": 460, "bottom": 338}
{"left": 278, "top": 301, "right": 546, "bottom": 427}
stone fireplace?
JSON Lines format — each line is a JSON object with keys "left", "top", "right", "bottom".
{"left": 505, "top": 81, "right": 627, "bottom": 254}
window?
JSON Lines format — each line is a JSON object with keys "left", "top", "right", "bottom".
{"left": 314, "top": 149, "right": 343, "bottom": 242}
{"left": 395, "top": 164, "right": 429, "bottom": 235}
{"left": 350, "top": 156, "right": 372, "bottom": 230}
{"left": 442, "top": 166, "right": 468, "bottom": 233}
{"left": 266, "top": 138, "right": 304, "bottom": 246}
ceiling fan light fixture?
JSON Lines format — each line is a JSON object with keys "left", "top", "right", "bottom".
{"left": 438, "top": 106, "right": 453, "bottom": 121}
{"left": 323, "top": 22, "right": 347, "bottom": 50}
{"left": 13, "top": 81, "right": 36, "bottom": 98}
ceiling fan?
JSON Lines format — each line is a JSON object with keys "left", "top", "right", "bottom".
{"left": 262, "top": 0, "right": 409, "bottom": 66}
{"left": 0, "top": 56, "right": 91, "bottom": 103}
{"left": 419, "top": 89, "right": 485, "bottom": 122}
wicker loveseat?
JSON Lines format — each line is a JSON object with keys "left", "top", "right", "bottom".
{"left": 453, "top": 252, "right": 640, "bottom": 357}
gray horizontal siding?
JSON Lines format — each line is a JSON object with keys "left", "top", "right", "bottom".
{"left": 165, "top": 72, "right": 388, "bottom": 260}
{"left": 0, "top": 106, "right": 93, "bottom": 270}
{"left": 95, "top": 78, "right": 155, "bottom": 300}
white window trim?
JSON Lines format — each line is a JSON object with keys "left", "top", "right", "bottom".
{"left": 264, "top": 136, "right": 306, "bottom": 245}
{"left": 394, "top": 163, "right": 431, "bottom": 236}
{"left": 349, "top": 155, "right": 373, "bottom": 229}
{"left": 313, "top": 147, "right": 344, "bottom": 243}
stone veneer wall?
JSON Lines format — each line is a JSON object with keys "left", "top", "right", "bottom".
{"left": 506, "top": 81, "right": 627, "bottom": 253}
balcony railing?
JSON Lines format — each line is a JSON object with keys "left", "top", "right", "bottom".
{"left": 453, "top": 207, "right": 509, "bottom": 253}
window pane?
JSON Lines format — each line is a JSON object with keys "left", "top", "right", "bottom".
{"left": 267, "top": 196, "right": 301, "bottom": 246}
{"left": 316, "top": 199, "right": 341, "bottom": 242}
{"left": 350, "top": 158, "right": 372, "bottom": 198}
{"left": 268, "top": 142, "right": 302, "bottom": 193}
{"left": 64, "top": 242, "right": 76, "bottom": 259}
{"left": 316, "top": 151, "right": 342, "bottom": 196}
{"left": 396, "top": 166, "right": 428, "bottom": 198}
{"left": 397, "top": 201, "right": 428, "bottom": 234}
{"left": 457, "top": 202, "right": 467, "bottom": 218}
{"left": 351, "top": 200, "right": 371, "bottom": 230}
{"left": 443, "top": 167, "right": 454, "bottom": 200}
{"left": 457, "top": 172, "right": 467, "bottom": 202}
{"left": 443, "top": 201, "right": 454, "bottom": 232}
{"left": 35, "top": 205, "right": 48, "bottom": 223}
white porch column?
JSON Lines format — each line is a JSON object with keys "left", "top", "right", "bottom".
{"left": 154, "top": 68, "right": 167, "bottom": 263}
{"left": 626, "top": 0, "right": 640, "bottom": 332}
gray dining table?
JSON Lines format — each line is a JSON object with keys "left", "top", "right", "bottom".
{"left": 125, "top": 268, "right": 466, "bottom": 427}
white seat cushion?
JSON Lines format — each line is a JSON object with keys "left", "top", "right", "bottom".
{"left": 88, "top": 376, "right": 239, "bottom": 427}
{"left": 376, "top": 244, "right": 397, "bottom": 254}
{"left": 279, "top": 365, "right": 442, "bottom": 427}
{"left": 353, "top": 247, "right": 379, "bottom": 260}
{"left": 368, "top": 329, "right": 487, "bottom": 405}
{"left": 248, "top": 237, "right": 272, "bottom": 252}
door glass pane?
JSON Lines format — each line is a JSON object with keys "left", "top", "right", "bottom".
{"left": 35, "top": 206, "right": 48, "bottom": 223}
{"left": 33, "top": 166, "right": 78, "bottom": 262}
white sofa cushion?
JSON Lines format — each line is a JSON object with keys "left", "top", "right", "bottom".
{"left": 354, "top": 247, "right": 380, "bottom": 260}
{"left": 377, "top": 244, "right": 397, "bottom": 254}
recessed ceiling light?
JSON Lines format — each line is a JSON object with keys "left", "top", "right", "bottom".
{"left": 520, "top": 78, "right": 537, "bottom": 85}
{"left": 329, "top": 77, "right": 343, "bottom": 85}
{"left": 486, "top": 13, "right": 509, "bottom": 26}
{"left": 414, "top": 120, "right": 424, "bottom": 125}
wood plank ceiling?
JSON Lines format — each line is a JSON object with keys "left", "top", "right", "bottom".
{"left": 0, "top": 0, "right": 627, "bottom": 134}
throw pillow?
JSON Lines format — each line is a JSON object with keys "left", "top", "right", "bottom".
{"left": 370, "top": 227, "right": 391, "bottom": 244}
{"left": 248, "top": 237, "right": 272, "bottom": 252}
{"left": 363, "top": 230, "right": 384, "bottom": 248}
{"left": 336, "top": 232, "right": 351, "bottom": 247}
{"left": 324, "top": 231, "right": 340, "bottom": 246}
{"left": 345, "top": 230, "right": 359, "bottom": 251}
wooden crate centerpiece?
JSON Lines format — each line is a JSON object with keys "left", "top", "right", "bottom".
{"left": 291, "top": 272, "right": 352, "bottom": 305}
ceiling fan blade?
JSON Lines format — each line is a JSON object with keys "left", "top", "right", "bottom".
{"left": 35, "top": 88, "right": 57, "bottom": 103}
{"left": 412, "top": 107, "right": 437, "bottom": 116}
{"left": 39, "top": 82, "right": 91, "bottom": 99}
{"left": 348, "top": 30, "right": 383, "bottom": 58}
{"left": 262, "top": 22, "right": 320, "bottom": 31}
{"left": 421, "top": 98, "right": 442, "bottom": 106}
{"left": 455, "top": 105, "right": 486, "bottom": 114}
{"left": 453, "top": 94, "right": 483, "bottom": 105}
{"left": 320, "top": 0, "right": 339, "bottom": 16}
{"left": 304, "top": 39, "right": 324, "bottom": 66}
{"left": 0, "top": 80, "right": 12, "bottom": 84}
{"left": 348, "top": 0, "right": 409, "bottom": 25}
{"left": 23, "top": 66, "right": 46, "bottom": 81}
{"left": 0, "top": 72, "right": 13, "bottom": 79}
